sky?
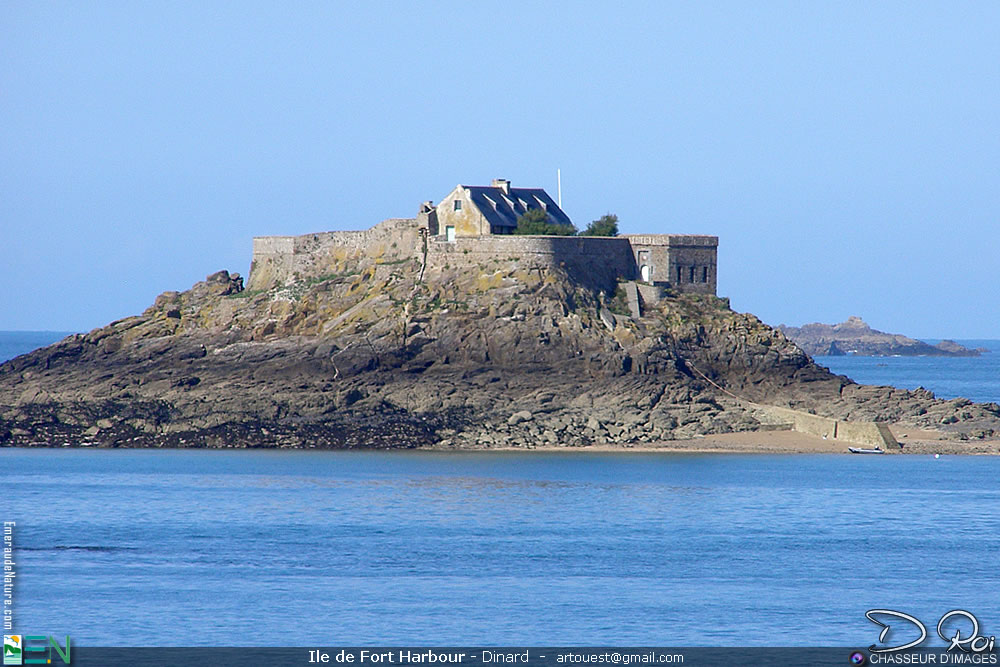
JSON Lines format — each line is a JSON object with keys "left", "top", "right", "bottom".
{"left": 2, "top": 2, "right": 998, "bottom": 338}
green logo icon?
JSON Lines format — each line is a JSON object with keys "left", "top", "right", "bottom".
{"left": 3, "top": 635, "right": 22, "bottom": 666}
{"left": 3, "top": 636, "right": 69, "bottom": 665}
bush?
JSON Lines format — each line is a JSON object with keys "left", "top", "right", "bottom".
{"left": 581, "top": 214, "right": 619, "bottom": 237}
{"left": 514, "top": 209, "right": 577, "bottom": 235}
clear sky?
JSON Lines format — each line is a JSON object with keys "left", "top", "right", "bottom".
{"left": 3, "top": 2, "right": 998, "bottom": 338}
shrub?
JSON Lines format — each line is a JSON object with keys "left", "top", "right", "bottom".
{"left": 581, "top": 213, "right": 619, "bottom": 237}
{"left": 514, "top": 208, "right": 576, "bottom": 235}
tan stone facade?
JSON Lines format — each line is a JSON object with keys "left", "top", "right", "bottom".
{"left": 249, "top": 181, "right": 719, "bottom": 298}
{"left": 434, "top": 179, "right": 573, "bottom": 239}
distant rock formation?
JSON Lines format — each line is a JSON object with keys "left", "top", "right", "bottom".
{"left": 778, "top": 316, "right": 986, "bottom": 357}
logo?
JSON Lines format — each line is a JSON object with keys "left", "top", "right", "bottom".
{"left": 3, "top": 636, "right": 21, "bottom": 666}
{"left": 849, "top": 651, "right": 867, "bottom": 665}
{"left": 2, "top": 636, "right": 69, "bottom": 665}
{"left": 867, "top": 609, "right": 996, "bottom": 654}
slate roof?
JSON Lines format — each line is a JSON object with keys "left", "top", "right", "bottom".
{"left": 462, "top": 186, "right": 573, "bottom": 230}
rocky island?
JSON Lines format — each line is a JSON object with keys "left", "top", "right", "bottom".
{"left": 3, "top": 180, "right": 999, "bottom": 452}
{"left": 778, "top": 317, "right": 987, "bottom": 357}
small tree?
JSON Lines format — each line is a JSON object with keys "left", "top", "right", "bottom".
{"left": 581, "top": 213, "right": 619, "bottom": 237}
{"left": 514, "top": 208, "right": 576, "bottom": 235}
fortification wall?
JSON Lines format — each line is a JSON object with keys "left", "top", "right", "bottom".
{"left": 248, "top": 218, "right": 420, "bottom": 291}
{"left": 428, "top": 235, "right": 637, "bottom": 294}
{"left": 624, "top": 234, "right": 718, "bottom": 295}
{"left": 249, "top": 221, "right": 718, "bottom": 298}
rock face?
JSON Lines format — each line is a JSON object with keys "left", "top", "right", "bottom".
{"left": 2, "top": 262, "right": 999, "bottom": 450}
{"left": 779, "top": 317, "right": 985, "bottom": 357}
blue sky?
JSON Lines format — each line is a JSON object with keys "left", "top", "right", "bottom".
{"left": 3, "top": 2, "right": 998, "bottom": 337}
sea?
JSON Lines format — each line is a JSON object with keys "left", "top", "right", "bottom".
{"left": 2, "top": 332, "right": 1000, "bottom": 648}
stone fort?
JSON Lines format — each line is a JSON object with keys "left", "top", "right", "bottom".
{"left": 248, "top": 179, "right": 718, "bottom": 304}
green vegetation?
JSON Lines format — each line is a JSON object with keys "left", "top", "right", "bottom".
{"left": 608, "top": 283, "right": 631, "bottom": 316}
{"left": 226, "top": 289, "right": 265, "bottom": 299}
{"left": 514, "top": 210, "right": 619, "bottom": 237}
{"left": 581, "top": 213, "right": 619, "bottom": 237}
{"left": 514, "top": 209, "right": 577, "bottom": 236}
{"left": 303, "top": 270, "right": 360, "bottom": 285}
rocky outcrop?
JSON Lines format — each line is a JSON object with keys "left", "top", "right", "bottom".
{"left": 779, "top": 316, "right": 986, "bottom": 357}
{"left": 2, "top": 260, "right": 998, "bottom": 450}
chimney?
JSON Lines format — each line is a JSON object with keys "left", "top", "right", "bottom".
{"left": 491, "top": 178, "right": 511, "bottom": 195}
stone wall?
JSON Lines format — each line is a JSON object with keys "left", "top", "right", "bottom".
{"left": 750, "top": 403, "right": 900, "bottom": 449}
{"left": 837, "top": 421, "right": 900, "bottom": 449}
{"left": 248, "top": 220, "right": 719, "bottom": 298}
{"left": 428, "top": 235, "right": 637, "bottom": 293}
{"left": 635, "top": 282, "right": 667, "bottom": 307}
{"left": 625, "top": 234, "right": 718, "bottom": 296}
{"left": 247, "top": 218, "right": 419, "bottom": 291}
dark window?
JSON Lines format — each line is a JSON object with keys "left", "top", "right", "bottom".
{"left": 689, "top": 266, "right": 695, "bottom": 282}
{"left": 453, "top": 200, "right": 462, "bottom": 211}
{"left": 677, "top": 266, "right": 683, "bottom": 283}
{"left": 702, "top": 266, "right": 708, "bottom": 282}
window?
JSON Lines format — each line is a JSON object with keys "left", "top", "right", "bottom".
{"left": 689, "top": 266, "right": 695, "bottom": 282}
{"left": 676, "top": 266, "right": 683, "bottom": 283}
{"left": 453, "top": 200, "right": 462, "bottom": 211}
{"left": 702, "top": 266, "right": 708, "bottom": 282}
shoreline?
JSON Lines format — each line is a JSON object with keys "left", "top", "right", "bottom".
{"left": 427, "top": 429, "right": 1000, "bottom": 455}
{"left": 3, "top": 429, "right": 999, "bottom": 455}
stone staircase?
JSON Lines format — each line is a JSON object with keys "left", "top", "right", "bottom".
{"left": 623, "top": 281, "right": 641, "bottom": 318}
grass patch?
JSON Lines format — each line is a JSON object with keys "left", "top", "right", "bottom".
{"left": 226, "top": 289, "right": 265, "bottom": 299}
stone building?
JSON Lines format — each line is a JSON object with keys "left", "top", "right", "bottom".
{"left": 249, "top": 178, "right": 719, "bottom": 300}
{"left": 434, "top": 178, "right": 573, "bottom": 240}
{"left": 625, "top": 234, "right": 718, "bottom": 296}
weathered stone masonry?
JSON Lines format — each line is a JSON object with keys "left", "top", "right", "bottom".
{"left": 249, "top": 175, "right": 719, "bottom": 304}
{"left": 249, "top": 177, "right": 718, "bottom": 296}
{"left": 248, "top": 218, "right": 420, "bottom": 292}
{"left": 249, "top": 215, "right": 718, "bottom": 300}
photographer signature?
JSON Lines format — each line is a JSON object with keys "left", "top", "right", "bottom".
{"left": 866, "top": 609, "right": 996, "bottom": 653}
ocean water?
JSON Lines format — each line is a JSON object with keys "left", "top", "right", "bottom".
{"left": 3, "top": 449, "right": 1000, "bottom": 647}
{"left": 815, "top": 339, "right": 1000, "bottom": 404}
{"left": 0, "top": 330, "right": 74, "bottom": 364}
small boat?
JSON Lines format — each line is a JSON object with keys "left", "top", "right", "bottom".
{"left": 848, "top": 447, "right": 884, "bottom": 454}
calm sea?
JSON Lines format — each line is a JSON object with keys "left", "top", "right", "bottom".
{"left": 3, "top": 449, "right": 1000, "bottom": 647}
{"left": 0, "top": 330, "right": 75, "bottom": 364}
{"left": 2, "top": 332, "right": 1000, "bottom": 647}
{"left": 815, "top": 339, "right": 1000, "bottom": 404}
